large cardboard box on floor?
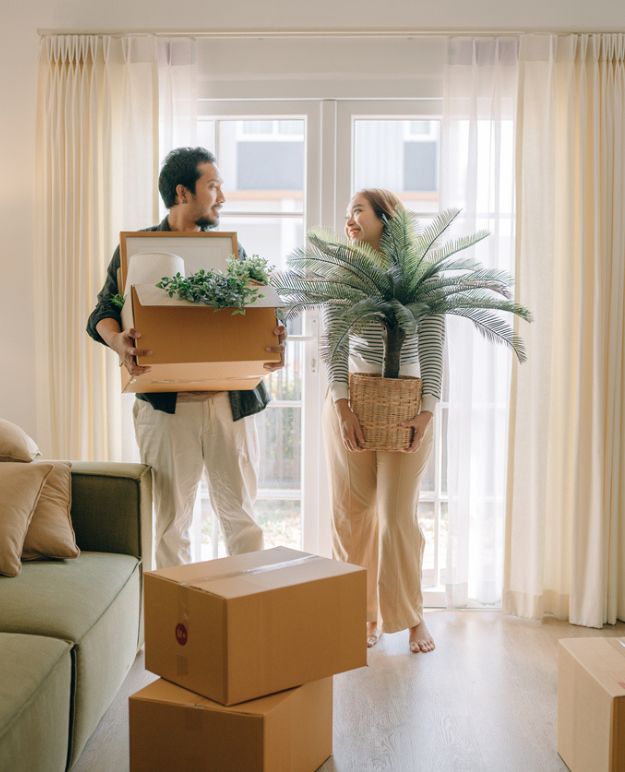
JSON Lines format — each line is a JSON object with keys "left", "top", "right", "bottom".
{"left": 144, "top": 546, "right": 366, "bottom": 705}
{"left": 129, "top": 677, "right": 333, "bottom": 772}
{"left": 117, "top": 230, "right": 282, "bottom": 393}
{"left": 558, "top": 637, "right": 625, "bottom": 771}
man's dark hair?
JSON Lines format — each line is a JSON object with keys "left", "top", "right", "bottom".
{"left": 158, "top": 147, "right": 217, "bottom": 209}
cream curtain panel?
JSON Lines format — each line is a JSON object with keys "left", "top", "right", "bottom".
{"left": 441, "top": 37, "right": 518, "bottom": 608}
{"left": 504, "top": 34, "right": 625, "bottom": 627}
{"left": 35, "top": 35, "right": 197, "bottom": 460}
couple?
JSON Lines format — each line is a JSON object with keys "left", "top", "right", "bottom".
{"left": 87, "top": 147, "right": 440, "bottom": 654}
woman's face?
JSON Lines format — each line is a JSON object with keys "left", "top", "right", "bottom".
{"left": 344, "top": 194, "right": 384, "bottom": 248}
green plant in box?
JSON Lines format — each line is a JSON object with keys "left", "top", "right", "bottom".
{"left": 157, "top": 255, "right": 271, "bottom": 315}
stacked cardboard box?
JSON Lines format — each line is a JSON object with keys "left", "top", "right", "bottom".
{"left": 130, "top": 546, "right": 367, "bottom": 771}
{"left": 558, "top": 637, "right": 625, "bottom": 771}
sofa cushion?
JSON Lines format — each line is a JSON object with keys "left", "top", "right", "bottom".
{"left": 22, "top": 462, "right": 80, "bottom": 562}
{"left": 0, "top": 551, "right": 139, "bottom": 642}
{"left": 0, "top": 463, "right": 54, "bottom": 576}
{"left": 0, "top": 552, "right": 142, "bottom": 766}
{"left": 0, "top": 633, "right": 72, "bottom": 772}
{"left": 0, "top": 418, "right": 41, "bottom": 462}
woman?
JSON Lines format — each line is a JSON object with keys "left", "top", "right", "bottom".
{"left": 322, "top": 189, "right": 445, "bottom": 653}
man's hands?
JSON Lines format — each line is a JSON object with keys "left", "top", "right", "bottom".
{"left": 110, "top": 328, "right": 153, "bottom": 376}
{"left": 335, "top": 399, "right": 366, "bottom": 452}
{"left": 263, "top": 323, "right": 287, "bottom": 373}
{"left": 400, "top": 410, "right": 433, "bottom": 453}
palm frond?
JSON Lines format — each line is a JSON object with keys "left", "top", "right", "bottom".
{"left": 274, "top": 206, "right": 532, "bottom": 371}
{"left": 412, "top": 208, "right": 462, "bottom": 261}
{"left": 446, "top": 307, "right": 528, "bottom": 362}
{"left": 429, "top": 291, "right": 533, "bottom": 322}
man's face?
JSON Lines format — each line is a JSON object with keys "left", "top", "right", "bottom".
{"left": 185, "top": 162, "right": 225, "bottom": 227}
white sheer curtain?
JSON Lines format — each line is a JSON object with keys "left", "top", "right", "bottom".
{"left": 504, "top": 34, "right": 625, "bottom": 627}
{"left": 35, "top": 34, "right": 197, "bottom": 461}
{"left": 158, "top": 39, "right": 198, "bottom": 161}
{"left": 440, "top": 37, "right": 519, "bottom": 607}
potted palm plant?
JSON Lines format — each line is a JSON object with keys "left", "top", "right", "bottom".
{"left": 272, "top": 207, "right": 532, "bottom": 451}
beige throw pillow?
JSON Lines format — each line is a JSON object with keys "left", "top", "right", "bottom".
{"left": 0, "top": 463, "right": 53, "bottom": 576}
{"left": 22, "top": 463, "right": 80, "bottom": 561}
{"left": 0, "top": 418, "right": 41, "bottom": 462}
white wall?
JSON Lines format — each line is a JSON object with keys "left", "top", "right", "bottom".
{"left": 1, "top": 0, "right": 622, "bottom": 442}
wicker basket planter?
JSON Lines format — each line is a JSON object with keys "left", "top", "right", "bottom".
{"left": 349, "top": 373, "right": 423, "bottom": 452}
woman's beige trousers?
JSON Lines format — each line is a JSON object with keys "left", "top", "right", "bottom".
{"left": 323, "top": 394, "right": 433, "bottom": 633}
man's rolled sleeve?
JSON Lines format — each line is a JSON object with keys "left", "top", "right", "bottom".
{"left": 86, "top": 246, "right": 123, "bottom": 344}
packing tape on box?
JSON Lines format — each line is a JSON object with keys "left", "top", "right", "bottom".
{"left": 173, "top": 554, "right": 322, "bottom": 656}
{"left": 180, "top": 553, "right": 320, "bottom": 588}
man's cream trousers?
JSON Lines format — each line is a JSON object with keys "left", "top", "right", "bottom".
{"left": 323, "top": 394, "right": 433, "bottom": 633}
{"left": 133, "top": 395, "right": 263, "bottom": 569}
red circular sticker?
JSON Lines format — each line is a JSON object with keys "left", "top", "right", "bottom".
{"left": 175, "top": 623, "right": 188, "bottom": 646}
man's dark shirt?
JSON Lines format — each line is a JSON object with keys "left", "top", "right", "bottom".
{"left": 86, "top": 216, "right": 270, "bottom": 420}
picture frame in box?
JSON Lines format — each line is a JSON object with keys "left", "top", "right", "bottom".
{"left": 118, "top": 231, "right": 238, "bottom": 294}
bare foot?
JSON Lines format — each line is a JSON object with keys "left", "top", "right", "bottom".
{"left": 409, "top": 620, "right": 435, "bottom": 653}
{"left": 367, "top": 621, "right": 383, "bottom": 648}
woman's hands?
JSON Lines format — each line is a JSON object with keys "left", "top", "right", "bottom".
{"left": 335, "top": 399, "right": 366, "bottom": 452}
{"left": 334, "top": 400, "right": 433, "bottom": 454}
{"left": 400, "top": 410, "right": 433, "bottom": 453}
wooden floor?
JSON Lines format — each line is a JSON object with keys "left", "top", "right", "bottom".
{"left": 72, "top": 611, "right": 625, "bottom": 772}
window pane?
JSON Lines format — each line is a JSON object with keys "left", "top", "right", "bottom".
{"left": 256, "top": 406, "right": 301, "bottom": 490}
{"left": 264, "top": 341, "right": 303, "bottom": 401}
{"left": 439, "top": 502, "right": 448, "bottom": 583}
{"left": 255, "top": 499, "right": 302, "bottom": 550}
{"left": 420, "top": 501, "right": 436, "bottom": 587}
{"left": 218, "top": 119, "right": 305, "bottom": 213}
{"left": 440, "top": 406, "right": 448, "bottom": 495}
{"left": 353, "top": 119, "right": 440, "bottom": 213}
{"left": 218, "top": 215, "right": 304, "bottom": 271}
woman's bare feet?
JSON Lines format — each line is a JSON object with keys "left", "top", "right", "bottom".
{"left": 409, "top": 620, "right": 435, "bottom": 653}
{"left": 366, "top": 621, "right": 383, "bottom": 648}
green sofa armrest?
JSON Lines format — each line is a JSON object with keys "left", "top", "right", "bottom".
{"left": 70, "top": 462, "right": 152, "bottom": 560}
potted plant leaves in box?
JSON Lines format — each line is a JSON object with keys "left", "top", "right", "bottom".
{"left": 156, "top": 254, "right": 273, "bottom": 314}
{"left": 271, "top": 208, "right": 532, "bottom": 452}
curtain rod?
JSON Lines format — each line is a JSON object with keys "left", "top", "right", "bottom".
{"left": 36, "top": 27, "right": 623, "bottom": 39}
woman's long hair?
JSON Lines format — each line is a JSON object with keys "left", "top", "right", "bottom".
{"left": 357, "top": 188, "right": 405, "bottom": 226}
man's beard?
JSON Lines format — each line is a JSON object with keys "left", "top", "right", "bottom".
{"left": 194, "top": 214, "right": 219, "bottom": 229}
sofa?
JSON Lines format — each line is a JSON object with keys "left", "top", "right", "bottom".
{"left": 0, "top": 461, "right": 151, "bottom": 771}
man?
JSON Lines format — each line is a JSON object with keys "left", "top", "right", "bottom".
{"left": 87, "top": 147, "right": 285, "bottom": 568}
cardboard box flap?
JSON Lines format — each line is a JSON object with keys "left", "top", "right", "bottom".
{"left": 149, "top": 547, "right": 364, "bottom": 599}
{"left": 130, "top": 283, "right": 285, "bottom": 309}
{"left": 132, "top": 677, "right": 306, "bottom": 716}
{"left": 560, "top": 638, "right": 625, "bottom": 697}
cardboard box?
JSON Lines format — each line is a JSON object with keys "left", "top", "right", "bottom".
{"left": 129, "top": 677, "right": 333, "bottom": 772}
{"left": 558, "top": 637, "right": 625, "bottom": 771}
{"left": 117, "top": 230, "right": 282, "bottom": 393}
{"left": 120, "top": 285, "right": 281, "bottom": 393}
{"left": 144, "top": 546, "right": 366, "bottom": 705}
